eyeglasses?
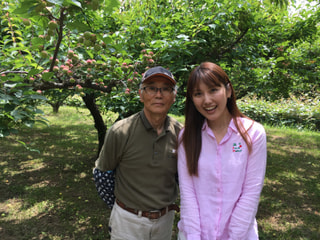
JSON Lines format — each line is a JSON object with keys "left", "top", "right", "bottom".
{"left": 142, "top": 86, "right": 174, "bottom": 96}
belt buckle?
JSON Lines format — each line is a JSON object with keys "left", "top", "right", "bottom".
{"left": 147, "top": 209, "right": 161, "bottom": 219}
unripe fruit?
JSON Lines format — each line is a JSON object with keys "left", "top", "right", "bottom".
{"left": 48, "top": 20, "right": 58, "bottom": 30}
{"left": 84, "top": 40, "right": 92, "bottom": 47}
{"left": 47, "top": 29, "right": 55, "bottom": 36}
{"left": 22, "top": 19, "right": 31, "bottom": 26}
{"left": 72, "top": 55, "right": 79, "bottom": 62}
{"left": 94, "top": 44, "right": 101, "bottom": 51}
{"left": 40, "top": 50, "right": 48, "bottom": 58}
{"left": 121, "top": 63, "right": 128, "bottom": 71}
{"left": 67, "top": 70, "right": 73, "bottom": 76}
{"left": 76, "top": 84, "right": 82, "bottom": 91}
{"left": 90, "top": 34, "right": 97, "bottom": 42}
{"left": 53, "top": 66, "right": 59, "bottom": 72}
{"left": 84, "top": 31, "right": 92, "bottom": 40}
{"left": 79, "top": 36, "right": 84, "bottom": 43}
{"left": 70, "top": 78, "right": 76, "bottom": 83}
{"left": 67, "top": 50, "right": 74, "bottom": 59}
{"left": 62, "top": 67, "right": 69, "bottom": 74}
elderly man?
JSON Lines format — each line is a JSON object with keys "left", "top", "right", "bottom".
{"left": 94, "top": 66, "right": 183, "bottom": 240}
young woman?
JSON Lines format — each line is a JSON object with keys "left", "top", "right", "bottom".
{"left": 177, "top": 62, "right": 267, "bottom": 240}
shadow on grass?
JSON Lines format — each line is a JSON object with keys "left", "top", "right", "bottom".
{"left": 257, "top": 131, "right": 320, "bottom": 239}
{"left": 0, "top": 124, "right": 111, "bottom": 240}
{"left": 1, "top": 123, "right": 319, "bottom": 239}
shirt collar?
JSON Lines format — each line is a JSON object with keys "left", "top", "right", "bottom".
{"left": 139, "top": 110, "right": 170, "bottom": 132}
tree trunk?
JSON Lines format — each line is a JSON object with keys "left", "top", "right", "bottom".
{"left": 82, "top": 93, "right": 107, "bottom": 158}
{"left": 50, "top": 101, "right": 62, "bottom": 113}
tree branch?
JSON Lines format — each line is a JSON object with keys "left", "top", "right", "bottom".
{"left": 50, "top": 8, "right": 66, "bottom": 72}
{"left": 34, "top": 79, "right": 118, "bottom": 93}
{"left": 0, "top": 71, "right": 28, "bottom": 75}
{"left": 218, "top": 28, "right": 249, "bottom": 58}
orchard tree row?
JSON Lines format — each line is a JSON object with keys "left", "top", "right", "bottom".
{"left": 1, "top": 0, "right": 319, "bottom": 154}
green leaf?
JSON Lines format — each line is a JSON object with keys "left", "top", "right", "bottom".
{"left": 103, "top": 36, "right": 113, "bottom": 44}
{"left": 17, "top": 140, "right": 40, "bottom": 153}
{"left": 4, "top": 83, "right": 17, "bottom": 88}
{"left": 29, "top": 94, "right": 48, "bottom": 101}
{"left": 276, "top": 57, "right": 285, "bottom": 62}
{"left": 63, "top": 0, "right": 82, "bottom": 8}
{"left": 13, "top": 0, "right": 37, "bottom": 16}
{"left": 67, "top": 21, "right": 90, "bottom": 31}
{"left": 47, "top": 0, "right": 63, "bottom": 6}
{"left": 11, "top": 109, "right": 26, "bottom": 121}
{"left": 103, "top": 0, "right": 120, "bottom": 14}
{"left": 27, "top": 69, "right": 42, "bottom": 77}
{"left": 31, "top": 37, "right": 46, "bottom": 45}
{"left": 42, "top": 72, "right": 54, "bottom": 81}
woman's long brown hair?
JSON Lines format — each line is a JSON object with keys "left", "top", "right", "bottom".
{"left": 180, "top": 62, "right": 253, "bottom": 176}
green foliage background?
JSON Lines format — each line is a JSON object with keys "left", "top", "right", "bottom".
{"left": 1, "top": 0, "right": 319, "bottom": 136}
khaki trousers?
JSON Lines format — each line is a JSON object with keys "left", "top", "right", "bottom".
{"left": 177, "top": 231, "right": 187, "bottom": 240}
{"left": 109, "top": 201, "right": 175, "bottom": 240}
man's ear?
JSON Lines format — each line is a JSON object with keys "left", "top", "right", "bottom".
{"left": 139, "top": 89, "right": 144, "bottom": 103}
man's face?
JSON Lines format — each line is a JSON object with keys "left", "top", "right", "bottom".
{"left": 139, "top": 77, "right": 176, "bottom": 117}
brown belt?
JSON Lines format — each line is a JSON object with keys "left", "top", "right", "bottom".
{"left": 116, "top": 199, "right": 180, "bottom": 220}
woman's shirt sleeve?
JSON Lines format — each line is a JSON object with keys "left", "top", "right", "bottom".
{"left": 177, "top": 131, "right": 202, "bottom": 240}
{"left": 228, "top": 122, "right": 267, "bottom": 239}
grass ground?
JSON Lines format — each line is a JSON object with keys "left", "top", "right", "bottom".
{"left": 0, "top": 106, "right": 319, "bottom": 240}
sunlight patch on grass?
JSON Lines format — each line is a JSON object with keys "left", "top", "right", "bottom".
{"left": 20, "top": 201, "right": 54, "bottom": 220}
{"left": 1, "top": 198, "right": 54, "bottom": 222}
{"left": 1, "top": 198, "right": 23, "bottom": 218}
{"left": 28, "top": 180, "right": 50, "bottom": 189}
{"left": 267, "top": 147, "right": 288, "bottom": 157}
{"left": 259, "top": 212, "right": 305, "bottom": 233}
{"left": 19, "top": 159, "right": 46, "bottom": 172}
{"left": 73, "top": 172, "right": 88, "bottom": 182}
{"left": 277, "top": 171, "right": 300, "bottom": 180}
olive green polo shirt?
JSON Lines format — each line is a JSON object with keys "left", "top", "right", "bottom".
{"left": 95, "top": 110, "right": 182, "bottom": 211}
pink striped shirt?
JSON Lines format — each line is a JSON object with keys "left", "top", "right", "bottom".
{"left": 178, "top": 118, "right": 267, "bottom": 240}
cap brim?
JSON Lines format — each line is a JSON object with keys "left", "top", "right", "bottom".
{"left": 142, "top": 73, "right": 176, "bottom": 85}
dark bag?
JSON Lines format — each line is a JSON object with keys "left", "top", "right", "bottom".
{"left": 93, "top": 168, "right": 115, "bottom": 208}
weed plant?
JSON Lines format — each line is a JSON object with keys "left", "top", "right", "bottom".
{"left": 238, "top": 94, "right": 320, "bottom": 131}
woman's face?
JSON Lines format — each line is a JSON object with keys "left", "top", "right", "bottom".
{"left": 192, "top": 81, "right": 231, "bottom": 125}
